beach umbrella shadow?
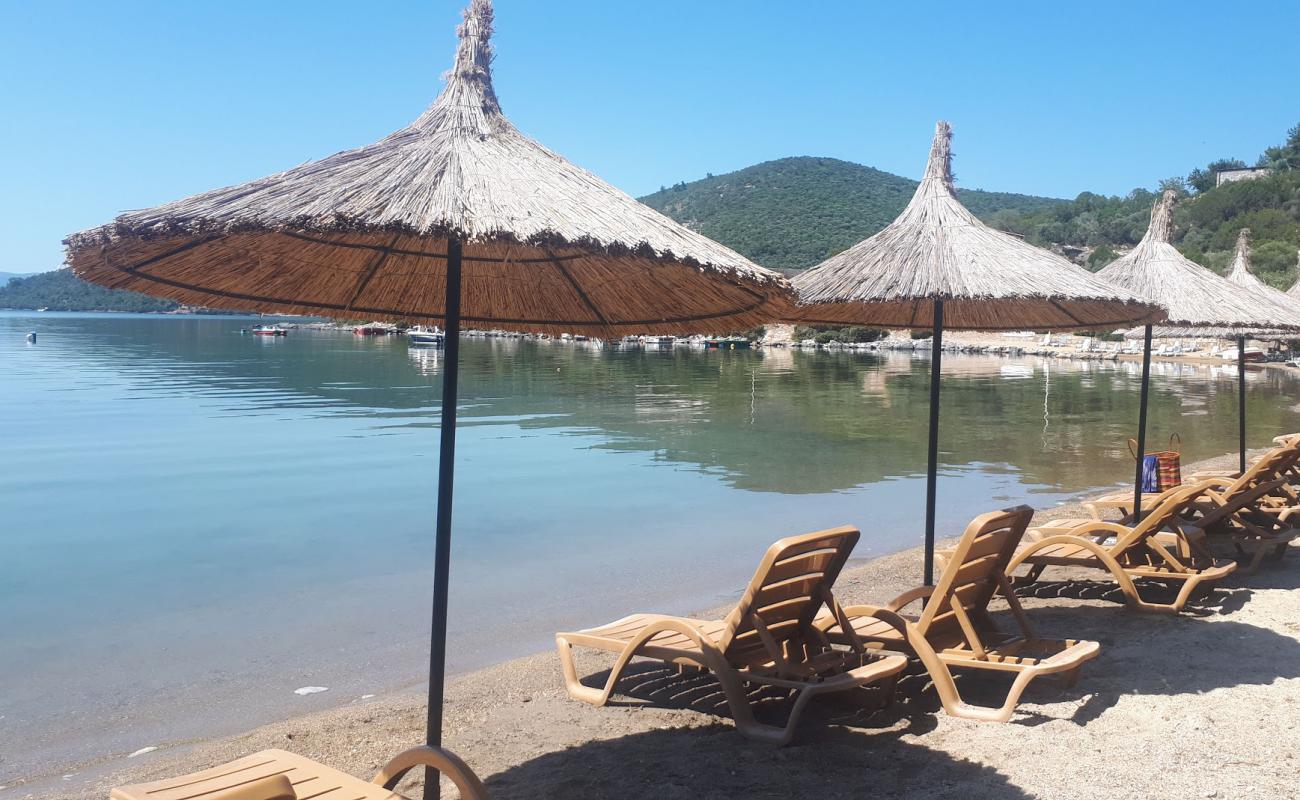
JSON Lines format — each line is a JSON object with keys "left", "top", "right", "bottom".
{"left": 481, "top": 725, "right": 1037, "bottom": 800}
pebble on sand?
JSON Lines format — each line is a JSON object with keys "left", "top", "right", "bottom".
{"left": 294, "top": 686, "right": 329, "bottom": 696}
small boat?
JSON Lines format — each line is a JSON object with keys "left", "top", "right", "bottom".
{"left": 252, "top": 325, "right": 288, "bottom": 336}
{"left": 352, "top": 323, "right": 395, "bottom": 336}
{"left": 407, "top": 325, "right": 445, "bottom": 346}
{"left": 704, "top": 337, "right": 752, "bottom": 350}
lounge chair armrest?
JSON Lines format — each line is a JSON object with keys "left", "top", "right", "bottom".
{"left": 374, "top": 746, "right": 490, "bottom": 800}
{"left": 1036, "top": 639, "right": 1102, "bottom": 672}
{"left": 884, "top": 586, "right": 934, "bottom": 612}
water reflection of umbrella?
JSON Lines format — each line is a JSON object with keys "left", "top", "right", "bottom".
{"left": 791, "top": 122, "right": 1163, "bottom": 584}
{"left": 64, "top": 1, "right": 791, "bottom": 794}
{"left": 1100, "top": 197, "right": 1300, "bottom": 517}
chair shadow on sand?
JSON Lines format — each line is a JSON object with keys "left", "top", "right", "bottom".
{"left": 1006, "top": 549, "right": 1300, "bottom": 723}
{"left": 482, "top": 723, "right": 1036, "bottom": 800}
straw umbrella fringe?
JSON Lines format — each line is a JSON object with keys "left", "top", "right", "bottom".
{"left": 1099, "top": 195, "right": 1300, "bottom": 512}
{"left": 791, "top": 122, "right": 1163, "bottom": 585}
{"left": 65, "top": 3, "right": 795, "bottom": 797}
{"left": 64, "top": 0, "right": 792, "bottom": 337}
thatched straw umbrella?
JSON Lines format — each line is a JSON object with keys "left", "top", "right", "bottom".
{"left": 791, "top": 122, "right": 1163, "bottom": 584}
{"left": 1288, "top": 251, "right": 1300, "bottom": 300}
{"left": 1099, "top": 196, "right": 1300, "bottom": 515}
{"left": 64, "top": 1, "right": 792, "bottom": 792}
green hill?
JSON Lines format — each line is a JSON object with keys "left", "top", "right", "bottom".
{"left": 639, "top": 157, "right": 1066, "bottom": 270}
{"left": 991, "top": 123, "right": 1300, "bottom": 285}
{"left": 0, "top": 268, "right": 179, "bottom": 312}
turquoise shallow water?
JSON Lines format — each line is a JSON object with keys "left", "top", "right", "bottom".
{"left": 3, "top": 311, "right": 1299, "bottom": 782}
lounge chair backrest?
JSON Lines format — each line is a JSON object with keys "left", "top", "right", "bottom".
{"left": 1228, "top": 440, "right": 1300, "bottom": 495}
{"left": 916, "top": 507, "right": 1032, "bottom": 639}
{"left": 719, "top": 526, "right": 859, "bottom": 666}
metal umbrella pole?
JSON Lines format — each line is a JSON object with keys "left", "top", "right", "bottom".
{"left": 923, "top": 299, "right": 945, "bottom": 586}
{"left": 1239, "top": 336, "right": 1247, "bottom": 474}
{"left": 425, "top": 236, "right": 463, "bottom": 800}
{"left": 1132, "top": 325, "right": 1153, "bottom": 521}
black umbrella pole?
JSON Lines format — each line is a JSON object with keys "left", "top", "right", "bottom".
{"left": 924, "top": 300, "right": 944, "bottom": 587}
{"left": 1133, "top": 326, "right": 1153, "bottom": 522}
{"left": 1239, "top": 337, "right": 1247, "bottom": 474}
{"left": 425, "top": 237, "right": 463, "bottom": 800}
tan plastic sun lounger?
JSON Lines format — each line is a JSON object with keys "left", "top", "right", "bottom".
{"left": 110, "top": 747, "right": 488, "bottom": 800}
{"left": 556, "top": 526, "right": 909, "bottom": 745}
{"left": 1009, "top": 483, "right": 1237, "bottom": 613}
{"left": 816, "top": 507, "right": 1099, "bottom": 723}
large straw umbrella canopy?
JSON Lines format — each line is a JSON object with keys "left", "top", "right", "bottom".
{"left": 1099, "top": 194, "right": 1300, "bottom": 514}
{"left": 792, "top": 123, "right": 1163, "bottom": 332}
{"left": 791, "top": 122, "right": 1164, "bottom": 584}
{"left": 64, "top": 1, "right": 789, "bottom": 337}
{"left": 63, "top": 2, "right": 791, "bottom": 794}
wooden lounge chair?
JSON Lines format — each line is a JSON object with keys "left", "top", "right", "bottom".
{"left": 1008, "top": 483, "right": 1237, "bottom": 613}
{"left": 110, "top": 747, "right": 488, "bottom": 800}
{"left": 816, "top": 507, "right": 1100, "bottom": 723}
{"left": 555, "top": 526, "right": 909, "bottom": 745}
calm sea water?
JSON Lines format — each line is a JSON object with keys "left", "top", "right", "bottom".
{"left": 3, "top": 311, "right": 1299, "bottom": 783}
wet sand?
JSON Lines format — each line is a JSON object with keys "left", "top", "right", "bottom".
{"left": 15, "top": 450, "right": 1300, "bottom": 800}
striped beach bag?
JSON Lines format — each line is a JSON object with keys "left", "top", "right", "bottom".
{"left": 1129, "top": 434, "right": 1182, "bottom": 492}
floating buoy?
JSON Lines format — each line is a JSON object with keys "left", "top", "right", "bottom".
{"left": 26, "top": 331, "right": 36, "bottom": 343}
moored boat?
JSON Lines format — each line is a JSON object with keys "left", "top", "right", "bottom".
{"left": 251, "top": 325, "right": 288, "bottom": 336}
{"left": 407, "top": 325, "right": 445, "bottom": 346}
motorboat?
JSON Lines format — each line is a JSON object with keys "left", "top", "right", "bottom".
{"left": 251, "top": 325, "right": 288, "bottom": 336}
{"left": 407, "top": 325, "right": 445, "bottom": 346}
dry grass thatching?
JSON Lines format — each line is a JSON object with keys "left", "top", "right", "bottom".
{"left": 1099, "top": 192, "right": 1300, "bottom": 339}
{"left": 63, "top": 0, "right": 792, "bottom": 335}
{"left": 787, "top": 122, "right": 1163, "bottom": 331}
{"left": 1286, "top": 250, "right": 1300, "bottom": 300}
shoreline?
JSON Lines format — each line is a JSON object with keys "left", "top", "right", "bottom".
{"left": 15, "top": 447, "right": 1300, "bottom": 799}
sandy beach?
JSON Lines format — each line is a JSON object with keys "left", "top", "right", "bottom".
{"left": 16, "top": 449, "right": 1300, "bottom": 800}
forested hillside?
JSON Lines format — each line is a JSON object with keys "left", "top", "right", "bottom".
{"left": 0, "top": 269, "right": 179, "bottom": 312}
{"left": 987, "top": 124, "right": 1300, "bottom": 285}
{"left": 639, "top": 157, "right": 1064, "bottom": 270}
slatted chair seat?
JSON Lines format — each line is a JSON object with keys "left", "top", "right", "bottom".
{"left": 556, "top": 526, "right": 909, "bottom": 745}
{"left": 817, "top": 507, "right": 1100, "bottom": 724}
{"left": 111, "top": 747, "right": 487, "bottom": 800}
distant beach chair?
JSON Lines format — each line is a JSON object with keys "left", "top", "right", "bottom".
{"left": 110, "top": 747, "right": 488, "bottom": 800}
{"left": 555, "top": 526, "right": 908, "bottom": 745}
{"left": 1009, "top": 484, "right": 1237, "bottom": 613}
{"left": 815, "top": 507, "right": 1099, "bottom": 723}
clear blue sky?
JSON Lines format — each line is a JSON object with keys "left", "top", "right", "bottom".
{"left": 3, "top": 0, "right": 1298, "bottom": 273}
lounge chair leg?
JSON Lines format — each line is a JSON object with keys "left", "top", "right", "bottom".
{"left": 555, "top": 636, "right": 621, "bottom": 707}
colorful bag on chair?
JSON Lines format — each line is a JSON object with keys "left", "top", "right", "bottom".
{"left": 1130, "top": 434, "right": 1182, "bottom": 492}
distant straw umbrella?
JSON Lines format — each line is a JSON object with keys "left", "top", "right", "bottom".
{"left": 1099, "top": 196, "right": 1300, "bottom": 517}
{"left": 64, "top": 1, "right": 792, "bottom": 794}
{"left": 1288, "top": 250, "right": 1300, "bottom": 300}
{"left": 791, "top": 122, "right": 1163, "bottom": 585}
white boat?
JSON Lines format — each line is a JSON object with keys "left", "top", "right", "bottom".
{"left": 407, "top": 325, "right": 445, "bottom": 346}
